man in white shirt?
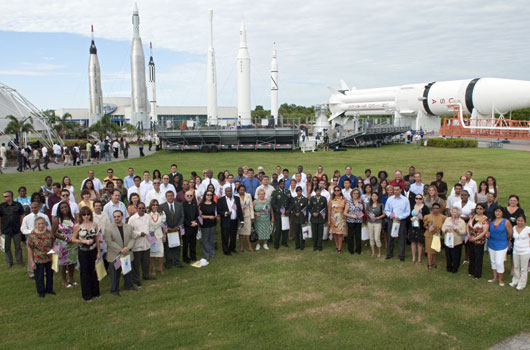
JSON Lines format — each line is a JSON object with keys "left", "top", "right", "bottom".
{"left": 291, "top": 165, "right": 306, "bottom": 184}
{"left": 21, "top": 201, "right": 51, "bottom": 278}
{"left": 449, "top": 176, "right": 475, "bottom": 200}
{"left": 52, "top": 143, "right": 61, "bottom": 164}
{"left": 342, "top": 179, "right": 352, "bottom": 201}
{"left": 128, "top": 203, "right": 153, "bottom": 285}
{"left": 447, "top": 183, "right": 463, "bottom": 210}
{"left": 51, "top": 189, "right": 80, "bottom": 221}
{"left": 0, "top": 143, "right": 6, "bottom": 169}
{"left": 465, "top": 171, "right": 477, "bottom": 195}
{"left": 145, "top": 179, "right": 166, "bottom": 205}
{"left": 222, "top": 174, "right": 236, "bottom": 195}
{"left": 127, "top": 176, "right": 143, "bottom": 202}
{"left": 103, "top": 190, "right": 128, "bottom": 223}
{"left": 255, "top": 175, "right": 274, "bottom": 200}
{"left": 139, "top": 171, "right": 154, "bottom": 200}
{"left": 312, "top": 180, "right": 330, "bottom": 201}
{"left": 160, "top": 174, "right": 177, "bottom": 198}
{"left": 41, "top": 145, "right": 49, "bottom": 169}
{"left": 292, "top": 173, "right": 307, "bottom": 197}
{"left": 81, "top": 170, "right": 104, "bottom": 195}
{"left": 198, "top": 169, "right": 220, "bottom": 198}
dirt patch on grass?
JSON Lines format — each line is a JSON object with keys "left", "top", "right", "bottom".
{"left": 277, "top": 292, "right": 324, "bottom": 305}
{"left": 285, "top": 299, "right": 379, "bottom": 321}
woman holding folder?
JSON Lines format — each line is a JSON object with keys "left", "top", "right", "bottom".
{"left": 72, "top": 206, "right": 101, "bottom": 302}
{"left": 423, "top": 203, "right": 446, "bottom": 270}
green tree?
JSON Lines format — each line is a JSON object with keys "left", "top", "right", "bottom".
{"left": 88, "top": 115, "right": 121, "bottom": 140}
{"left": 3, "top": 115, "right": 34, "bottom": 144}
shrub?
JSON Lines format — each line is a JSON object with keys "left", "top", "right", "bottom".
{"left": 427, "top": 138, "right": 477, "bottom": 148}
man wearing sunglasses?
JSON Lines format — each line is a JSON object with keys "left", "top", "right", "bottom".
{"left": 146, "top": 179, "right": 166, "bottom": 205}
{"left": 51, "top": 189, "right": 80, "bottom": 222}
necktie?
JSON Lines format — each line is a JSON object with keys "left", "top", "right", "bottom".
{"left": 171, "top": 203, "right": 174, "bottom": 214}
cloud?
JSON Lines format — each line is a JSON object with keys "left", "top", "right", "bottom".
{"left": 1, "top": 0, "right": 530, "bottom": 109}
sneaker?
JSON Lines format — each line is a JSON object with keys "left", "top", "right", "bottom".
{"left": 263, "top": 244, "right": 269, "bottom": 250}
{"left": 516, "top": 286, "right": 525, "bottom": 291}
{"left": 509, "top": 281, "right": 517, "bottom": 287}
{"left": 462, "top": 260, "right": 469, "bottom": 265}
{"left": 255, "top": 243, "right": 261, "bottom": 251}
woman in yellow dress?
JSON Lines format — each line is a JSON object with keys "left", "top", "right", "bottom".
{"left": 328, "top": 186, "right": 347, "bottom": 254}
{"left": 423, "top": 202, "right": 447, "bottom": 270}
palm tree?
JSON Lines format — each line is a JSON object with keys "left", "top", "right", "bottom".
{"left": 88, "top": 115, "right": 120, "bottom": 140}
{"left": 4, "top": 115, "right": 34, "bottom": 145}
{"left": 54, "top": 113, "right": 73, "bottom": 138}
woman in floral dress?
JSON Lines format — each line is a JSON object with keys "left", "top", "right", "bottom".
{"left": 52, "top": 202, "right": 78, "bottom": 288}
{"left": 148, "top": 199, "right": 167, "bottom": 276}
{"left": 328, "top": 186, "right": 347, "bottom": 254}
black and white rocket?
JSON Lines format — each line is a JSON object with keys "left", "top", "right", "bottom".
{"left": 237, "top": 21, "right": 251, "bottom": 126}
{"left": 88, "top": 25, "right": 103, "bottom": 126}
{"left": 148, "top": 42, "right": 157, "bottom": 127}
{"left": 130, "top": 2, "right": 149, "bottom": 129}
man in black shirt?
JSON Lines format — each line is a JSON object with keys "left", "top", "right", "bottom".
{"left": 430, "top": 172, "right": 448, "bottom": 200}
{"left": 0, "top": 191, "right": 26, "bottom": 267}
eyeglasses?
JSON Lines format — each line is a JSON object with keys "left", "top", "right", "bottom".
{"left": 185, "top": 195, "right": 193, "bottom": 198}
{"left": 152, "top": 204, "right": 159, "bottom": 207}
{"left": 476, "top": 207, "right": 484, "bottom": 210}
{"left": 206, "top": 194, "right": 213, "bottom": 197}
{"left": 61, "top": 194, "right": 69, "bottom": 197}
{"left": 153, "top": 182, "right": 160, "bottom": 185}
{"left": 334, "top": 190, "right": 341, "bottom": 192}
{"left": 415, "top": 197, "right": 422, "bottom": 200}
{"left": 138, "top": 207, "right": 146, "bottom": 210}
{"left": 82, "top": 213, "right": 91, "bottom": 217}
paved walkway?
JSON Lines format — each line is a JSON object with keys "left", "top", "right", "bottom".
{"left": 2, "top": 145, "right": 158, "bottom": 174}
{"left": 491, "top": 333, "right": 530, "bottom": 350}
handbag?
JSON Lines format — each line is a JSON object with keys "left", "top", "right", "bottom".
{"left": 250, "top": 224, "right": 258, "bottom": 242}
{"left": 302, "top": 225, "right": 312, "bottom": 240}
{"left": 444, "top": 232, "right": 454, "bottom": 248}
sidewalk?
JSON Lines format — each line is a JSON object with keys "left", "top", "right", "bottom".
{"left": 1, "top": 145, "right": 158, "bottom": 174}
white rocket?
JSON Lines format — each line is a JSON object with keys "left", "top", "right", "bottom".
{"left": 270, "top": 44, "right": 278, "bottom": 125}
{"left": 148, "top": 42, "right": 156, "bottom": 127}
{"left": 237, "top": 21, "right": 251, "bottom": 126}
{"left": 88, "top": 25, "right": 103, "bottom": 127}
{"left": 328, "top": 78, "right": 530, "bottom": 131}
{"left": 206, "top": 9, "right": 218, "bottom": 126}
{"left": 130, "top": 2, "right": 150, "bottom": 129}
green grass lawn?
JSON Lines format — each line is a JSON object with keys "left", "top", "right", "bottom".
{"left": 1, "top": 144, "right": 529, "bottom": 349}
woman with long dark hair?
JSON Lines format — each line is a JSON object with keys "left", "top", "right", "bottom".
{"left": 72, "top": 206, "right": 100, "bottom": 301}
{"left": 52, "top": 202, "right": 78, "bottom": 288}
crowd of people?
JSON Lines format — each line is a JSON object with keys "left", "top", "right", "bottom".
{"left": 3, "top": 134, "right": 161, "bottom": 173}
{"left": 0, "top": 163, "right": 528, "bottom": 301}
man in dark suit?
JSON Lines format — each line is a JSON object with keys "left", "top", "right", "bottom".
{"left": 217, "top": 187, "right": 244, "bottom": 255}
{"left": 160, "top": 191, "right": 184, "bottom": 268}
{"left": 168, "top": 164, "right": 183, "bottom": 186}
{"left": 104, "top": 210, "right": 136, "bottom": 296}
{"left": 309, "top": 186, "right": 328, "bottom": 251}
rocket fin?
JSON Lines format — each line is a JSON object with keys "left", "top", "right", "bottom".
{"left": 328, "top": 87, "right": 344, "bottom": 95}
{"left": 340, "top": 80, "right": 349, "bottom": 91}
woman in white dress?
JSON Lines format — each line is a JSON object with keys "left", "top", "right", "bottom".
{"left": 63, "top": 176, "right": 76, "bottom": 203}
{"left": 147, "top": 199, "right": 167, "bottom": 276}
{"left": 237, "top": 184, "right": 254, "bottom": 252}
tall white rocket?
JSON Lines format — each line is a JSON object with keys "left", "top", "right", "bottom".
{"left": 237, "top": 21, "right": 251, "bottom": 126}
{"left": 206, "top": 9, "right": 218, "bottom": 126}
{"left": 270, "top": 44, "right": 278, "bottom": 126}
{"left": 88, "top": 25, "right": 103, "bottom": 127}
{"left": 148, "top": 42, "right": 157, "bottom": 127}
{"left": 130, "top": 2, "right": 150, "bottom": 129}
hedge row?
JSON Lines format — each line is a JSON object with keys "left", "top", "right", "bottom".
{"left": 427, "top": 138, "right": 478, "bottom": 148}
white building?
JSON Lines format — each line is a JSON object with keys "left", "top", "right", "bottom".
{"left": 55, "top": 97, "right": 237, "bottom": 128}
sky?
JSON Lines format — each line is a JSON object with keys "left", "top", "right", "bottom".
{"left": 1, "top": 0, "right": 530, "bottom": 112}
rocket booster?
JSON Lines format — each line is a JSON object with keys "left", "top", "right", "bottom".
{"left": 148, "top": 42, "right": 156, "bottom": 127}
{"left": 130, "top": 2, "right": 149, "bottom": 129}
{"left": 88, "top": 25, "right": 103, "bottom": 126}
{"left": 328, "top": 78, "right": 530, "bottom": 131}
{"left": 206, "top": 9, "right": 218, "bottom": 125}
{"left": 270, "top": 44, "right": 278, "bottom": 125}
{"left": 237, "top": 21, "right": 251, "bottom": 126}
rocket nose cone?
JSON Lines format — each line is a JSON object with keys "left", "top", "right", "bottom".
{"left": 90, "top": 40, "right": 97, "bottom": 54}
{"left": 149, "top": 56, "right": 154, "bottom": 65}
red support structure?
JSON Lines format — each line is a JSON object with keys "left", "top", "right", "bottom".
{"left": 441, "top": 104, "right": 530, "bottom": 140}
